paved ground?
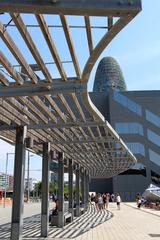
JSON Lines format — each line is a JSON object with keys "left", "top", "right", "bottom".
{"left": 0, "top": 202, "right": 160, "bottom": 239}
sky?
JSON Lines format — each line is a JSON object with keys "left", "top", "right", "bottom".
{"left": 88, "top": 0, "right": 160, "bottom": 91}
{"left": 0, "top": 1, "right": 160, "bottom": 180}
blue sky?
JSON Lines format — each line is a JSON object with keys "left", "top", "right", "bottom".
{"left": 88, "top": 0, "right": 160, "bottom": 91}
{"left": 0, "top": 1, "right": 160, "bottom": 180}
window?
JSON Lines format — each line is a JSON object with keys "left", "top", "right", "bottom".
{"left": 149, "top": 149, "right": 160, "bottom": 166}
{"left": 146, "top": 110, "right": 160, "bottom": 127}
{"left": 151, "top": 171, "right": 160, "bottom": 185}
{"left": 147, "top": 129, "right": 160, "bottom": 147}
{"left": 120, "top": 163, "right": 146, "bottom": 176}
{"left": 113, "top": 91, "right": 142, "bottom": 116}
{"left": 126, "top": 142, "right": 145, "bottom": 156}
{"left": 115, "top": 122, "right": 143, "bottom": 135}
{"left": 132, "top": 163, "right": 146, "bottom": 170}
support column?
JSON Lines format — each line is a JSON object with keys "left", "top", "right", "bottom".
{"left": 86, "top": 172, "right": 89, "bottom": 209}
{"left": 81, "top": 168, "right": 85, "bottom": 211}
{"left": 41, "top": 142, "right": 50, "bottom": 237}
{"left": 75, "top": 164, "right": 80, "bottom": 217}
{"left": 58, "top": 152, "right": 64, "bottom": 227}
{"left": 83, "top": 170, "right": 87, "bottom": 211}
{"left": 68, "top": 159, "right": 74, "bottom": 220}
{"left": 11, "top": 126, "right": 27, "bottom": 240}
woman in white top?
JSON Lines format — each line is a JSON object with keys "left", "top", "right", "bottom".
{"left": 116, "top": 194, "right": 121, "bottom": 210}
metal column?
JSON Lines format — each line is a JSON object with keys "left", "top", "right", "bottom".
{"left": 41, "top": 142, "right": 50, "bottom": 237}
{"left": 86, "top": 172, "right": 89, "bottom": 209}
{"left": 11, "top": 126, "right": 27, "bottom": 240}
{"left": 84, "top": 170, "right": 87, "bottom": 211}
{"left": 58, "top": 152, "right": 64, "bottom": 227}
{"left": 75, "top": 164, "right": 80, "bottom": 217}
{"left": 68, "top": 159, "right": 74, "bottom": 220}
{"left": 81, "top": 168, "right": 85, "bottom": 211}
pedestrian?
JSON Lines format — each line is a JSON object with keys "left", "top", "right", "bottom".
{"left": 102, "top": 193, "right": 107, "bottom": 209}
{"left": 106, "top": 193, "right": 110, "bottom": 209}
{"left": 116, "top": 193, "right": 121, "bottom": 210}
{"left": 97, "top": 193, "right": 104, "bottom": 210}
{"left": 91, "top": 193, "right": 96, "bottom": 206}
{"left": 49, "top": 199, "right": 58, "bottom": 222}
{"left": 137, "top": 197, "right": 141, "bottom": 209}
{"left": 111, "top": 193, "right": 115, "bottom": 202}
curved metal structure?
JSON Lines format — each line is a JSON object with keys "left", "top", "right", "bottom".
{"left": 143, "top": 184, "right": 160, "bottom": 202}
{"left": 0, "top": 0, "right": 142, "bottom": 178}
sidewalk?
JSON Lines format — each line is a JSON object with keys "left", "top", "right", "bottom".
{"left": 1, "top": 202, "right": 160, "bottom": 239}
{"left": 74, "top": 203, "right": 160, "bottom": 240}
{"left": 0, "top": 202, "right": 42, "bottom": 225}
{"left": 125, "top": 202, "right": 160, "bottom": 217}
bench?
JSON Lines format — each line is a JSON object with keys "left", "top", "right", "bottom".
{"left": 80, "top": 207, "right": 85, "bottom": 214}
{"left": 64, "top": 212, "right": 72, "bottom": 223}
{"left": 50, "top": 215, "right": 58, "bottom": 226}
{"left": 50, "top": 212, "right": 72, "bottom": 226}
{"left": 73, "top": 207, "right": 85, "bottom": 216}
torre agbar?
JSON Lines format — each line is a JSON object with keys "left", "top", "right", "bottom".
{"left": 90, "top": 57, "right": 160, "bottom": 200}
{"left": 0, "top": 1, "right": 142, "bottom": 239}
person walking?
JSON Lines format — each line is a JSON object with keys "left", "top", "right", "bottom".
{"left": 111, "top": 193, "right": 115, "bottom": 202}
{"left": 116, "top": 193, "right": 121, "bottom": 210}
{"left": 137, "top": 197, "right": 142, "bottom": 209}
{"left": 97, "top": 193, "right": 104, "bottom": 210}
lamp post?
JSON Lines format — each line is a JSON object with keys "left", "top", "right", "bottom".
{"left": 3, "top": 152, "right": 14, "bottom": 208}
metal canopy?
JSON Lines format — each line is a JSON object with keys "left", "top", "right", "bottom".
{"left": 0, "top": 0, "right": 141, "bottom": 15}
{"left": 0, "top": 0, "right": 142, "bottom": 178}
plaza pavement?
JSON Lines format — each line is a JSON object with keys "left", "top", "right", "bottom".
{"left": 0, "top": 202, "right": 160, "bottom": 239}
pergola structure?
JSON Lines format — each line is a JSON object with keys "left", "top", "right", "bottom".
{"left": 0, "top": 1, "right": 141, "bottom": 239}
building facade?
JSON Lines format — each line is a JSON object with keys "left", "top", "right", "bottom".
{"left": 0, "top": 172, "right": 14, "bottom": 190}
{"left": 89, "top": 57, "right": 160, "bottom": 201}
{"left": 25, "top": 178, "right": 38, "bottom": 191}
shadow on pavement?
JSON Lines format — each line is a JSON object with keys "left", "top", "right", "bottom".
{"left": 0, "top": 205, "right": 113, "bottom": 239}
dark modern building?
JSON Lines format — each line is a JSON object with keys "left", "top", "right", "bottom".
{"left": 90, "top": 57, "right": 160, "bottom": 201}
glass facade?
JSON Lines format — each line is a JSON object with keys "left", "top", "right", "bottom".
{"left": 120, "top": 163, "right": 146, "bottom": 176}
{"left": 149, "top": 149, "right": 160, "bottom": 166}
{"left": 147, "top": 129, "right": 160, "bottom": 147}
{"left": 146, "top": 110, "right": 160, "bottom": 127}
{"left": 113, "top": 91, "right": 142, "bottom": 116}
{"left": 115, "top": 122, "right": 143, "bottom": 135}
{"left": 151, "top": 171, "right": 160, "bottom": 185}
{"left": 93, "top": 57, "right": 126, "bottom": 93}
{"left": 126, "top": 142, "right": 145, "bottom": 156}
{"left": 91, "top": 55, "right": 160, "bottom": 200}
{"left": 132, "top": 163, "right": 146, "bottom": 170}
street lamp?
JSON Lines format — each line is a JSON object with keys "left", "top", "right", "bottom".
{"left": 3, "top": 152, "right": 14, "bottom": 208}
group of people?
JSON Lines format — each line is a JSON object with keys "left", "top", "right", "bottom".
{"left": 89, "top": 192, "right": 121, "bottom": 210}
{"left": 136, "top": 194, "right": 146, "bottom": 209}
{"left": 49, "top": 192, "right": 122, "bottom": 221}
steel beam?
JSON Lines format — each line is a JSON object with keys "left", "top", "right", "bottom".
{"left": 37, "top": 137, "right": 118, "bottom": 145}
{"left": 41, "top": 142, "right": 50, "bottom": 237}
{"left": 0, "top": 0, "right": 142, "bottom": 16}
{"left": 0, "top": 81, "right": 87, "bottom": 98}
{"left": 0, "top": 121, "right": 105, "bottom": 131}
{"left": 11, "top": 126, "right": 27, "bottom": 240}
